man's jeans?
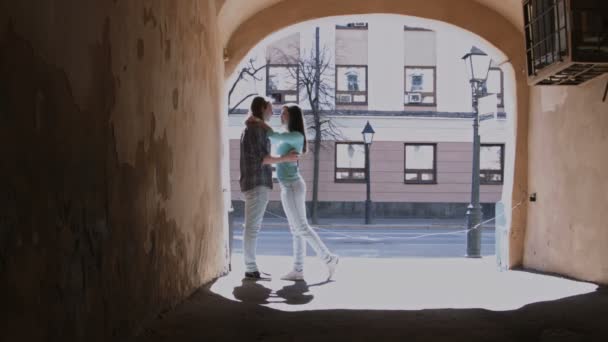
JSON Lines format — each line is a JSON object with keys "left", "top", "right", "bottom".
{"left": 243, "top": 186, "right": 270, "bottom": 273}
{"left": 280, "top": 177, "right": 332, "bottom": 272}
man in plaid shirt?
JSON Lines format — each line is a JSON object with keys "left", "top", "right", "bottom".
{"left": 240, "top": 97, "right": 298, "bottom": 279}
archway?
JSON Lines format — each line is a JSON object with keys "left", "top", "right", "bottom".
{"left": 219, "top": 0, "right": 529, "bottom": 268}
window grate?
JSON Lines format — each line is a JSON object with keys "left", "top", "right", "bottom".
{"left": 524, "top": 0, "right": 569, "bottom": 77}
{"left": 524, "top": 0, "right": 608, "bottom": 85}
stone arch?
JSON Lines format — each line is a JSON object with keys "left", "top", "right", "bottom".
{"left": 221, "top": 0, "right": 529, "bottom": 268}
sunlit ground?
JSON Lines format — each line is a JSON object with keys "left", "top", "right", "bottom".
{"left": 211, "top": 255, "right": 597, "bottom": 312}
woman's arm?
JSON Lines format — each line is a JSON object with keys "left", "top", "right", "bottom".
{"left": 246, "top": 116, "right": 302, "bottom": 145}
{"left": 245, "top": 116, "right": 301, "bottom": 163}
{"left": 262, "top": 150, "right": 299, "bottom": 165}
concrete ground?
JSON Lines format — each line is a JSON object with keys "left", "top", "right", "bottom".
{"left": 136, "top": 255, "right": 608, "bottom": 342}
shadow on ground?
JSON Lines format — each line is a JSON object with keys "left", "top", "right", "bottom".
{"left": 136, "top": 281, "right": 608, "bottom": 342}
{"left": 232, "top": 278, "right": 333, "bottom": 307}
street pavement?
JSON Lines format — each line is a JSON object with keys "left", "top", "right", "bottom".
{"left": 231, "top": 218, "right": 496, "bottom": 258}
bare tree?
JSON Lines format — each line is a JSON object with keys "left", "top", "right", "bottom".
{"left": 286, "top": 28, "right": 342, "bottom": 224}
{"left": 227, "top": 57, "right": 266, "bottom": 113}
{"left": 231, "top": 30, "right": 341, "bottom": 224}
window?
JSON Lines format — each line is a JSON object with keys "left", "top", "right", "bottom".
{"left": 523, "top": 0, "right": 568, "bottom": 76}
{"left": 404, "top": 144, "right": 437, "bottom": 184}
{"left": 523, "top": 0, "right": 608, "bottom": 85}
{"left": 335, "top": 142, "right": 366, "bottom": 183}
{"left": 347, "top": 73, "right": 359, "bottom": 91}
{"left": 404, "top": 66, "right": 436, "bottom": 106}
{"left": 266, "top": 64, "right": 299, "bottom": 104}
{"left": 336, "top": 65, "right": 368, "bottom": 105}
{"left": 487, "top": 67, "right": 505, "bottom": 108}
{"left": 480, "top": 144, "right": 504, "bottom": 185}
{"left": 571, "top": 2, "right": 608, "bottom": 62}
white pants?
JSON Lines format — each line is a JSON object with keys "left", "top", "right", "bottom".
{"left": 243, "top": 186, "right": 270, "bottom": 272}
{"left": 280, "top": 177, "right": 332, "bottom": 272}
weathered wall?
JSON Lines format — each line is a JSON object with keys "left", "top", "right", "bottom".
{"left": 0, "top": 0, "right": 226, "bottom": 340}
{"left": 525, "top": 76, "right": 608, "bottom": 284}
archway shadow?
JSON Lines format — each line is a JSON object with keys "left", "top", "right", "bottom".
{"left": 137, "top": 283, "right": 608, "bottom": 342}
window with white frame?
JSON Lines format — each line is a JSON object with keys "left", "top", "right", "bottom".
{"left": 404, "top": 66, "right": 436, "bottom": 106}
{"left": 480, "top": 144, "right": 504, "bottom": 185}
{"left": 336, "top": 65, "right": 368, "bottom": 105}
{"left": 335, "top": 142, "right": 366, "bottom": 182}
{"left": 266, "top": 64, "right": 299, "bottom": 104}
{"left": 486, "top": 68, "right": 505, "bottom": 108}
{"left": 404, "top": 143, "right": 437, "bottom": 184}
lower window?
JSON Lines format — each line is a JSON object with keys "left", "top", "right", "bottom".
{"left": 335, "top": 142, "right": 367, "bottom": 183}
{"left": 480, "top": 144, "right": 504, "bottom": 185}
{"left": 404, "top": 143, "right": 437, "bottom": 184}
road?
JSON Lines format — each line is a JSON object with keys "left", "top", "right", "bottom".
{"left": 231, "top": 225, "right": 496, "bottom": 258}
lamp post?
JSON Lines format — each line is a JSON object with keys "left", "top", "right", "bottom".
{"left": 362, "top": 121, "right": 375, "bottom": 224}
{"left": 462, "top": 47, "right": 492, "bottom": 258}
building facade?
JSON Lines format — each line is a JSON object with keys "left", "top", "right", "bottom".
{"left": 227, "top": 16, "right": 510, "bottom": 219}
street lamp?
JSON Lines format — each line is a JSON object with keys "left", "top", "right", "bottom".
{"left": 362, "top": 121, "right": 375, "bottom": 224}
{"left": 462, "top": 46, "right": 492, "bottom": 258}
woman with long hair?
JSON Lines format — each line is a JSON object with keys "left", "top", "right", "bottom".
{"left": 249, "top": 104, "right": 338, "bottom": 281}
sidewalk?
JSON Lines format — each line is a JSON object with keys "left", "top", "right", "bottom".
{"left": 232, "top": 217, "right": 495, "bottom": 230}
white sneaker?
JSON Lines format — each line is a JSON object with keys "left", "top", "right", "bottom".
{"left": 281, "top": 270, "right": 304, "bottom": 281}
{"left": 326, "top": 255, "right": 339, "bottom": 280}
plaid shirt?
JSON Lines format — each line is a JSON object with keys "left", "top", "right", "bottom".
{"left": 240, "top": 123, "right": 273, "bottom": 192}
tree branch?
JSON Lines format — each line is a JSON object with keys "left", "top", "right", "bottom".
{"left": 228, "top": 58, "right": 267, "bottom": 109}
{"left": 229, "top": 93, "right": 258, "bottom": 113}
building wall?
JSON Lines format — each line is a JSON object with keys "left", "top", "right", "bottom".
{"left": 231, "top": 139, "right": 502, "bottom": 202}
{"left": 230, "top": 139, "right": 502, "bottom": 198}
{"left": 335, "top": 27, "right": 368, "bottom": 65}
{"left": 228, "top": 16, "right": 507, "bottom": 115}
{"left": 222, "top": 0, "right": 530, "bottom": 268}
{"left": 404, "top": 29, "right": 436, "bottom": 66}
{"left": 227, "top": 17, "right": 509, "bottom": 219}
{"left": 525, "top": 76, "right": 608, "bottom": 284}
{"left": 266, "top": 32, "right": 300, "bottom": 63}
{"left": 0, "top": 0, "right": 227, "bottom": 340}
{"left": 229, "top": 111, "right": 505, "bottom": 219}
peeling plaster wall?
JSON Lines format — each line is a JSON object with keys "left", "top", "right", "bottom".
{"left": 0, "top": 0, "right": 227, "bottom": 340}
{"left": 525, "top": 76, "right": 608, "bottom": 284}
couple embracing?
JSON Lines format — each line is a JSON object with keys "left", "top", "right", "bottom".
{"left": 239, "top": 96, "right": 339, "bottom": 282}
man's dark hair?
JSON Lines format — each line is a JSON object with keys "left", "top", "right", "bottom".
{"left": 250, "top": 96, "right": 267, "bottom": 119}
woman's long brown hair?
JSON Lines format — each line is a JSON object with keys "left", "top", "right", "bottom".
{"left": 286, "top": 105, "right": 307, "bottom": 153}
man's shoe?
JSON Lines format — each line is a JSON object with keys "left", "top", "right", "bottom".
{"left": 244, "top": 271, "right": 271, "bottom": 280}
{"left": 280, "top": 270, "right": 304, "bottom": 281}
{"left": 326, "top": 255, "right": 339, "bottom": 281}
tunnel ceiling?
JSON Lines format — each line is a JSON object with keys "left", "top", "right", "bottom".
{"left": 218, "top": 0, "right": 523, "bottom": 48}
